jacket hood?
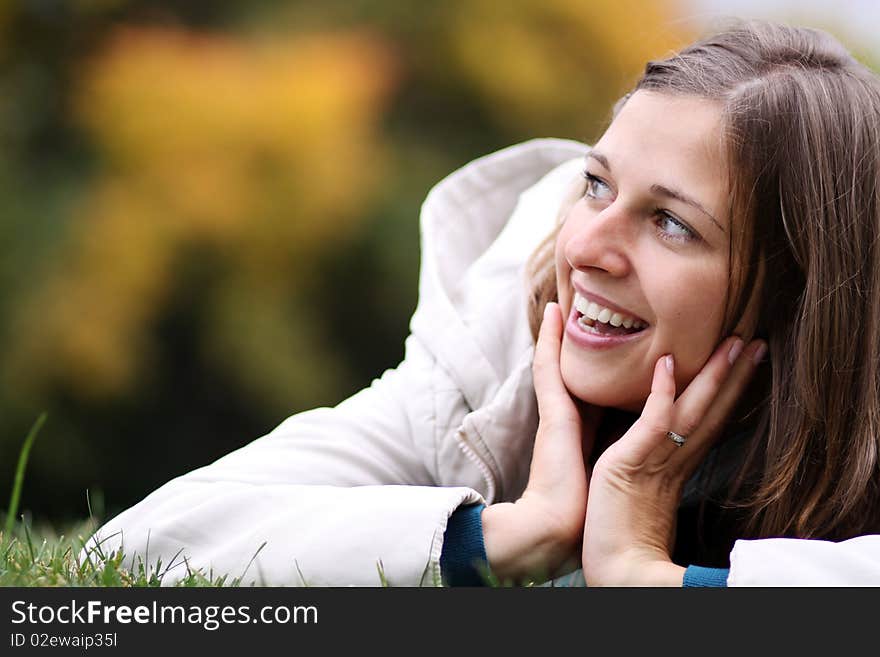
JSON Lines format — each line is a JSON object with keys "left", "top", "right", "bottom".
{"left": 409, "top": 138, "right": 588, "bottom": 415}
{"left": 408, "top": 138, "right": 588, "bottom": 502}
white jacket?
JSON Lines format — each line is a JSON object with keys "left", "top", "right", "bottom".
{"left": 89, "top": 138, "right": 880, "bottom": 586}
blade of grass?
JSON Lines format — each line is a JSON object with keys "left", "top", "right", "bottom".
{"left": 4, "top": 413, "right": 47, "bottom": 536}
{"left": 234, "top": 541, "right": 266, "bottom": 587}
{"left": 22, "top": 520, "right": 36, "bottom": 565}
{"left": 294, "top": 559, "right": 310, "bottom": 587}
{"left": 376, "top": 559, "right": 389, "bottom": 587}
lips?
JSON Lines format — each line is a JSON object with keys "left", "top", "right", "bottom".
{"left": 564, "top": 294, "right": 650, "bottom": 350}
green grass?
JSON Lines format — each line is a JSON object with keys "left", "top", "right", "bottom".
{"left": 1, "top": 414, "right": 237, "bottom": 587}
{"left": 0, "top": 520, "right": 261, "bottom": 586}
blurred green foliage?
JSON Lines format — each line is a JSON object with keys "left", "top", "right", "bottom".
{"left": 0, "top": 1, "right": 871, "bottom": 526}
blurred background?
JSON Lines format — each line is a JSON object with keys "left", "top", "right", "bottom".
{"left": 1, "top": 0, "right": 877, "bottom": 528}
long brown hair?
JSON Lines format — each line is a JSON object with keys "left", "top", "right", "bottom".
{"left": 526, "top": 20, "right": 880, "bottom": 540}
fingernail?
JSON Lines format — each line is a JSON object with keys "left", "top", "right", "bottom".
{"left": 752, "top": 342, "right": 768, "bottom": 364}
{"left": 665, "top": 354, "right": 674, "bottom": 373}
{"left": 728, "top": 338, "right": 744, "bottom": 365}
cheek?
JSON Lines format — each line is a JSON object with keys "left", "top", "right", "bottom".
{"left": 654, "top": 270, "right": 729, "bottom": 385}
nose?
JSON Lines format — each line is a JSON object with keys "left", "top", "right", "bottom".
{"left": 562, "top": 199, "right": 633, "bottom": 277}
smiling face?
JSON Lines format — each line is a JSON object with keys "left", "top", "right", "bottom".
{"left": 556, "top": 90, "right": 747, "bottom": 412}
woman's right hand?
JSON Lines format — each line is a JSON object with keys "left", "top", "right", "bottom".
{"left": 481, "top": 302, "right": 603, "bottom": 583}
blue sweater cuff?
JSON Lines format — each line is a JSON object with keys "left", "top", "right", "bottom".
{"left": 683, "top": 565, "right": 729, "bottom": 587}
{"left": 440, "top": 503, "right": 489, "bottom": 586}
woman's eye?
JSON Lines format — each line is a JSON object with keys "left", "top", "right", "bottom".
{"left": 656, "top": 212, "right": 697, "bottom": 243}
{"left": 582, "top": 171, "right": 612, "bottom": 200}
{"left": 580, "top": 169, "right": 700, "bottom": 244}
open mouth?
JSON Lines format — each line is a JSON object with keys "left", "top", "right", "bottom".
{"left": 573, "top": 292, "right": 648, "bottom": 337}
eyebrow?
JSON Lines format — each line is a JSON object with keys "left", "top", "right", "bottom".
{"left": 586, "top": 150, "right": 725, "bottom": 234}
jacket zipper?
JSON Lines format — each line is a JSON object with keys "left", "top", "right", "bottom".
{"left": 454, "top": 427, "right": 499, "bottom": 504}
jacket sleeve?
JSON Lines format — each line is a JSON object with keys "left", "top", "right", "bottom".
{"left": 727, "top": 535, "right": 880, "bottom": 586}
{"left": 85, "top": 334, "right": 484, "bottom": 587}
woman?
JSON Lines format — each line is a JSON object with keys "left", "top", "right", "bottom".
{"left": 88, "top": 20, "right": 880, "bottom": 586}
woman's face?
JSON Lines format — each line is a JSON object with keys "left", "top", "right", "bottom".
{"left": 556, "top": 90, "right": 745, "bottom": 412}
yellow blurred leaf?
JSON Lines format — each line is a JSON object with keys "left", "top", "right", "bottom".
{"left": 7, "top": 25, "right": 395, "bottom": 403}
{"left": 448, "top": 0, "right": 694, "bottom": 137}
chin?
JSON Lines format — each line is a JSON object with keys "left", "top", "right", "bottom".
{"left": 560, "top": 361, "right": 647, "bottom": 413}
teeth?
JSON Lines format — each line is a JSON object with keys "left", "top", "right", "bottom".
{"left": 573, "top": 292, "right": 645, "bottom": 329}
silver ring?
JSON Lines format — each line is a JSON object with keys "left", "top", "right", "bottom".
{"left": 666, "top": 431, "right": 687, "bottom": 447}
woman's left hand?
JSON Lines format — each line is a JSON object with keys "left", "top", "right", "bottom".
{"left": 581, "top": 336, "right": 767, "bottom": 586}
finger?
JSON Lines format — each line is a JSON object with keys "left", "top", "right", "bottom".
{"left": 619, "top": 353, "right": 676, "bottom": 464}
{"left": 674, "top": 338, "right": 766, "bottom": 467}
{"left": 532, "top": 303, "right": 576, "bottom": 423}
{"left": 529, "top": 303, "right": 588, "bottom": 495}
{"left": 667, "top": 336, "right": 744, "bottom": 444}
